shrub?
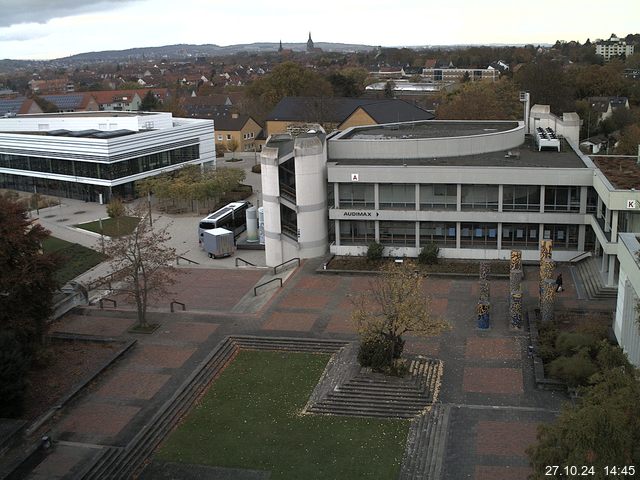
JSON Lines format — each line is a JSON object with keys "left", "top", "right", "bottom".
{"left": 0, "top": 331, "right": 29, "bottom": 418}
{"left": 366, "top": 242, "right": 384, "bottom": 262}
{"left": 418, "top": 242, "right": 439, "bottom": 265}
{"left": 595, "top": 341, "right": 634, "bottom": 373}
{"left": 106, "top": 197, "right": 125, "bottom": 219}
{"left": 555, "top": 332, "right": 598, "bottom": 357}
{"left": 358, "top": 335, "right": 405, "bottom": 373}
{"left": 251, "top": 164, "right": 261, "bottom": 174}
{"left": 548, "top": 349, "right": 598, "bottom": 387}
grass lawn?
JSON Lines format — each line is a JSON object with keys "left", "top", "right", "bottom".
{"left": 74, "top": 216, "right": 139, "bottom": 237}
{"left": 42, "top": 236, "right": 107, "bottom": 284}
{"left": 157, "top": 350, "right": 409, "bottom": 480}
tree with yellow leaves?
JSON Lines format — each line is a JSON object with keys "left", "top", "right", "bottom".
{"left": 352, "top": 261, "right": 450, "bottom": 373}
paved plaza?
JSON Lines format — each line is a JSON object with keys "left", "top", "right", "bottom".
{"left": 15, "top": 195, "right": 615, "bottom": 479}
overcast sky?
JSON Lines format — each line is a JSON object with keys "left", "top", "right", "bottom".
{"left": 1, "top": 0, "right": 639, "bottom": 60}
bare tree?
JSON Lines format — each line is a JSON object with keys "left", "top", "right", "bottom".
{"left": 103, "top": 205, "right": 178, "bottom": 328}
{"left": 352, "top": 261, "right": 450, "bottom": 369}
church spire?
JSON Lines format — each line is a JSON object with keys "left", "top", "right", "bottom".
{"left": 306, "top": 32, "right": 314, "bottom": 52}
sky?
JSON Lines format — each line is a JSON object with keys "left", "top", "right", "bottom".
{"left": 0, "top": 0, "right": 639, "bottom": 61}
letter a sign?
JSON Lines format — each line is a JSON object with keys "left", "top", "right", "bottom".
{"left": 351, "top": 173, "right": 359, "bottom": 182}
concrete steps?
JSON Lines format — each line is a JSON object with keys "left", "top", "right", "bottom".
{"left": 80, "top": 336, "right": 347, "bottom": 480}
{"left": 306, "top": 357, "right": 442, "bottom": 419}
{"left": 575, "top": 257, "right": 617, "bottom": 300}
{"left": 399, "top": 403, "right": 451, "bottom": 480}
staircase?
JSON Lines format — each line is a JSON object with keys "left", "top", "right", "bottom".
{"left": 574, "top": 257, "right": 617, "bottom": 300}
{"left": 78, "top": 336, "right": 347, "bottom": 480}
{"left": 399, "top": 403, "right": 451, "bottom": 480}
{"left": 306, "top": 357, "right": 443, "bottom": 419}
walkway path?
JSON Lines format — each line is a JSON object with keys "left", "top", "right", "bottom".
{"left": 20, "top": 254, "right": 614, "bottom": 480}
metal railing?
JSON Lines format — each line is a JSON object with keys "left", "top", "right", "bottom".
{"left": 99, "top": 298, "right": 117, "bottom": 309}
{"left": 568, "top": 251, "right": 592, "bottom": 263}
{"left": 254, "top": 278, "right": 282, "bottom": 296}
{"left": 170, "top": 300, "right": 186, "bottom": 312}
{"left": 273, "top": 257, "right": 300, "bottom": 275}
{"left": 235, "top": 257, "right": 256, "bottom": 267}
{"left": 176, "top": 255, "right": 199, "bottom": 265}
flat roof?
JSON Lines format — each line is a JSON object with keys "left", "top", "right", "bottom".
{"left": 340, "top": 120, "right": 520, "bottom": 140}
{"left": 592, "top": 156, "right": 640, "bottom": 189}
{"left": 330, "top": 136, "right": 587, "bottom": 168}
{"left": 16, "top": 111, "right": 157, "bottom": 118}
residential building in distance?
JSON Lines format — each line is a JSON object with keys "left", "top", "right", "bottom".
{"left": 210, "top": 108, "right": 263, "bottom": 152}
{"left": 587, "top": 96, "right": 630, "bottom": 122}
{"left": 89, "top": 88, "right": 171, "bottom": 111}
{"left": 595, "top": 34, "right": 635, "bottom": 61}
{"left": 0, "top": 96, "right": 43, "bottom": 116}
{"left": 265, "top": 97, "right": 434, "bottom": 137}
{"left": 0, "top": 111, "right": 215, "bottom": 202}
{"left": 40, "top": 93, "right": 100, "bottom": 113}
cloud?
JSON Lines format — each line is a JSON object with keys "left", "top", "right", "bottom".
{"left": 0, "top": 24, "right": 50, "bottom": 42}
{"left": 0, "top": 0, "right": 141, "bottom": 27}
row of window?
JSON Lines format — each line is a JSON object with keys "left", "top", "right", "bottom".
{"left": 0, "top": 145, "right": 200, "bottom": 181}
{"left": 338, "top": 221, "right": 581, "bottom": 250}
{"left": 335, "top": 184, "right": 592, "bottom": 213}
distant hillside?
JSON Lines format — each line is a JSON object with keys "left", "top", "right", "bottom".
{"left": 62, "top": 42, "right": 375, "bottom": 61}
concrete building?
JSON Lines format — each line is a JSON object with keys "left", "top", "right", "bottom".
{"left": 0, "top": 111, "right": 215, "bottom": 202}
{"left": 614, "top": 233, "right": 640, "bottom": 368}
{"left": 595, "top": 35, "right": 635, "bottom": 61}
{"left": 421, "top": 67, "right": 497, "bottom": 82}
{"left": 259, "top": 106, "right": 640, "bottom": 296}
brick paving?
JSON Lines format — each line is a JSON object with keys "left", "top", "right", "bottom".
{"left": 463, "top": 367, "right": 524, "bottom": 394}
{"left": 50, "top": 314, "right": 134, "bottom": 337}
{"left": 128, "top": 344, "right": 197, "bottom": 369}
{"left": 56, "top": 402, "right": 141, "bottom": 438}
{"left": 475, "top": 466, "right": 533, "bottom": 480}
{"left": 261, "top": 311, "right": 319, "bottom": 332}
{"left": 475, "top": 421, "right": 539, "bottom": 456}
{"left": 465, "top": 338, "right": 520, "bottom": 360}
{"left": 26, "top": 259, "right": 616, "bottom": 480}
{"left": 95, "top": 370, "right": 171, "bottom": 400}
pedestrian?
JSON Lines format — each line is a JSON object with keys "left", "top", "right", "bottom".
{"left": 555, "top": 273, "right": 563, "bottom": 293}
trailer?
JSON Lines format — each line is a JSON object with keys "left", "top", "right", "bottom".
{"left": 201, "top": 228, "right": 234, "bottom": 259}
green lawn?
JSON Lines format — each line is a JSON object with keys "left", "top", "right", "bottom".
{"left": 42, "top": 236, "right": 107, "bottom": 284}
{"left": 74, "top": 216, "right": 139, "bottom": 237}
{"left": 157, "top": 350, "right": 409, "bottom": 480}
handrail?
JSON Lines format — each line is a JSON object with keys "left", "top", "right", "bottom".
{"left": 254, "top": 277, "right": 282, "bottom": 296}
{"left": 176, "top": 255, "right": 200, "bottom": 265}
{"left": 99, "top": 298, "right": 117, "bottom": 309}
{"left": 273, "top": 257, "right": 300, "bottom": 275}
{"left": 235, "top": 257, "right": 256, "bottom": 267}
{"left": 170, "top": 300, "right": 186, "bottom": 312}
{"left": 568, "top": 251, "right": 592, "bottom": 263}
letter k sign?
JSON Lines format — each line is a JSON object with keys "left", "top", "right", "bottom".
{"left": 628, "top": 200, "right": 637, "bottom": 209}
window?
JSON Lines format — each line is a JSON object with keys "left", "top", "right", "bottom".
{"left": 226, "top": 134, "right": 232, "bottom": 140}
{"left": 420, "top": 222, "right": 456, "bottom": 247}
{"left": 280, "top": 204, "right": 298, "bottom": 239}
{"left": 420, "top": 184, "right": 457, "bottom": 210}
{"left": 379, "top": 184, "right": 415, "bottom": 209}
{"left": 338, "top": 183, "right": 374, "bottom": 209}
{"left": 461, "top": 185, "right": 498, "bottom": 211}
{"left": 217, "top": 134, "right": 223, "bottom": 141}
{"left": 250, "top": 132, "right": 255, "bottom": 138}
{"left": 502, "top": 185, "right": 540, "bottom": 211}
{"left": 339, "top": 220, "right": 375, "bottom": 245}
{"left": 586, "top": 187, "right": 598, "bottom": 214}
{"left": 543, "top": 224, "right": 579, "bottom": 250}
{"left": 502, "top": 223, "right": 539, "bottom": 248}
{"left": 380, "top": 221, "right": 415, "bottom": 246}
{"left": 460, "top": 223, "right": 498, "bottom": 248}
{"left": 544, "top": 186, "right": 580, "bottom": 212}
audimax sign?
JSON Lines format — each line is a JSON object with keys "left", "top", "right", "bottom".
{"left": 342, "top": 211, "right": 379, "bottom": 217}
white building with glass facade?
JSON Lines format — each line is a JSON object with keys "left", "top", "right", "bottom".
{"left": 0, "top": 111, "right": 215, "bottom": 202}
